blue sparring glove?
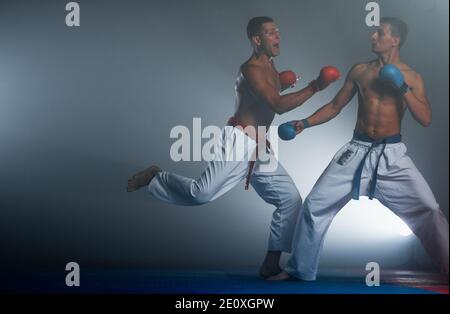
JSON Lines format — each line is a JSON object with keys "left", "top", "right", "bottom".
{"left": 379, "top": 64, "right": 409, "bottom": 94}
{"left": 278, "top": 121, "right": 297, "bottom": 141}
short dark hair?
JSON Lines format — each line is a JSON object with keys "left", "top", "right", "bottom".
{"left": 380, "top": 17, "right": 408, "bottom": 48}
{"left": 246, "top": 16, "right": 274, "bottom": 39}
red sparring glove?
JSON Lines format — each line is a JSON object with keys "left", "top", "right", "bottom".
{"left": 309, "top": 66, "right": 340, "bottom": 93}
{"left": 279, "top": 70, "right": 298, "bottom": 89}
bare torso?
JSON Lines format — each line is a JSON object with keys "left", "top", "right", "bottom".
{"left": 233, "top": 57, "right": 280, "bottom": 130}
{"left": 353, "top": 60, "right": 417, "bottom": 139}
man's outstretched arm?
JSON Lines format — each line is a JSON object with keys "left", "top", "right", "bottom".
{"left": 293, "top": 65, "right": 358, "bottom": 132}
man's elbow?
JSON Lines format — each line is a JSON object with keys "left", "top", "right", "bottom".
{"left": 330, "top": 102, "right": 342, "bottom": 117}
{"left": 422, "top": 109, "right": 432, "bottom": 127}
{"left": 271, "top": 101, "right": 286, "bottom": 115}
{"left": 421, "top": 117, "right": 432, "bottom": 127}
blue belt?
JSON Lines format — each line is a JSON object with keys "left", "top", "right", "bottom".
{"left": 351, "top": 131, "right": 402, "bottom": 200}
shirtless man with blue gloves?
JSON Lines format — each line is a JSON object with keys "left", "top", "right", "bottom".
{"left": 270, "top": 17, "right": 449, "bottom": 281}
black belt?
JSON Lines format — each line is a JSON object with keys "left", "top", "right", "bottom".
{"left": 351, "top": 131, "right": 402, "bottom": 200}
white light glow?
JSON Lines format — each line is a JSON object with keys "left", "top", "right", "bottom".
{"left": 328, "top": 197, "right": 413, "bottom": 239}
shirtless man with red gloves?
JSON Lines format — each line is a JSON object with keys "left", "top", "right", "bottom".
{"left": 127, "top": 16, "right": 339, "bottom": 278}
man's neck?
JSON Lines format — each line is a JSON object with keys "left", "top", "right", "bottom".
{"left": 253, "top": 51, "right": 273, "bottom": 63}
{"left": 377, "top": 49, "right": 401, "bottom": 66}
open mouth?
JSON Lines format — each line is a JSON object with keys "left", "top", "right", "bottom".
{"left": 274, "top": 43, "right": 280, "bottom": 49}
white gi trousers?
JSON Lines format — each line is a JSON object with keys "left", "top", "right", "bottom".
{"left": 285, "top": 137, "right": 449, "bottom": 280}
{"left": 148, "top": 126, "right": 302, "bottom": 253}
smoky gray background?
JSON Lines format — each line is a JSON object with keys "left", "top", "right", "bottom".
{"left": 0, "top": 0, "right": 448, "bottom": 273}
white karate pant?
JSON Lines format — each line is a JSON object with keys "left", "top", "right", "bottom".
{"left": 148, "top": 126, "right": 302, "bottom": 252}
{"left": 285, "top": 139, "right": 449, "bottom": 280}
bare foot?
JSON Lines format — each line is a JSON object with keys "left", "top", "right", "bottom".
{"left": 266, "top": 271, "right": 293, "bottom": 281}
{"left": 127, "top": 165, "right": 161, "bottom": 192}
{"left": 259, "top": 250, "right": 282, "bottom": 279}
{"left": 259, "top": 265, "right": 282, "bottom": 279}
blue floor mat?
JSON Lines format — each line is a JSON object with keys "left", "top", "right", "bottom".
{"left": 2, "top": 269, "right": 441, "bottom": 294}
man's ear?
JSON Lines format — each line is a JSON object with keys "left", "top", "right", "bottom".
{"left": 252, "top": 35, "right": 262, "bottom": 47}
{"left": 392, "top": 36, "right": 401, "bottom": 48}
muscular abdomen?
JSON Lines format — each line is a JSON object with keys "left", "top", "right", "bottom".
{"left": 355, "top": 89, "right": 405, "bottom": 139}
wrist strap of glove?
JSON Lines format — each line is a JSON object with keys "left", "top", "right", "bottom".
{"left": 309, "top": 80, "right": 320, "bottom": 94}
{"left": 301, "top": 119, "right": 311, "bottom": 129}
{"left": 400, "top": 82, "right": 410, "bottom": 94}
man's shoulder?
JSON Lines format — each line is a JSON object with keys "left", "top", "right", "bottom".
{"left": 400, "top": 63, "right": 421, "bottom": 79}
{"left": 241, "top": 61, "right": 264, "bottom": 74}
{"left": 240, "top": 61, "right": 267, "bottom": 82}
{"left": 352, "top": 61, "right": 373, "bottom": 72}
{"left": 346, "top": 62, "right": 371, "bottom": 79}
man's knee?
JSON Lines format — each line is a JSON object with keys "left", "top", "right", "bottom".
{"left": 302, "top": 196, "right": 325, "bottom": 223}
{"left": 284, "top": 184, "right": 302, "bottom": 209}
{"left": 428, "top": 206, "right": 448, "bottom": 224}
{"left": 189, "top": 184, "right": 217, "bottom": 205}
{"left": 417, "top": 201, "right": 442, "bottom": 219}
{"left": 190, "top": 191, "right": 213, "bottom": 205}
{"left": 402, "top": 203, "right": 446, "bottom": 233}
